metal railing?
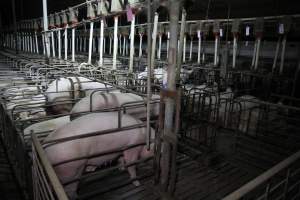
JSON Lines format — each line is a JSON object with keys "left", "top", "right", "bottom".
{"left": 31, "top": 133, "right": 69, "bottom": 200}
{"left": 223, "top": 149, "right": 300, "bottom": 200}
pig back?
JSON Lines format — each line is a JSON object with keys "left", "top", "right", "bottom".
{"left": 44, "top": 112, "right": 148, "bottom": 165}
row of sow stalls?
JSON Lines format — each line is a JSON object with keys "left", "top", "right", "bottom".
{"left": 0, "top": 52, "right": 300, "bottom": 200}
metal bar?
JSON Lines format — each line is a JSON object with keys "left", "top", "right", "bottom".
{"left": 146, "top": 0, "right": 152, "bottom": 149}
{"left": 42, "top": 0, "right": 50, "bottom": 58}
{"left": 279, "top": 35, "right": 287, "bottom": 74}
{"left": 214, "top": 35, "right": 219, "bottom": 66}
{"left": 251, "top": 39, "right": 257, "bottom": 68}
{"left": 35, "top": 32, "right": 39, "bottom": 54}
{"left": 183, "top": 34, "right": 186, "bottom": 62}
{"left": 166, "top": 32, "right": 170, "bottom": 59}
{"left": 129, "top": 14, "right": 136, "bottom": 72}
{"left": 31, "top": 133, "right": 68, "bottom": 200}
{"left": 222, "top": 150, "right": 300, "bottom": 200}
{"left": 158, "top": 34, "right": 162, "bottom": 60}
{"left": 254, "top": 37, "right": 261, "bottom": 70}
{"left": 176, "top": 9, "right": 186, "bottom": 80}
{"left": 122, "top": 35, "right": 126, "bottom": 56}
{"left": 12, "top": 0, "right": 18, "bottom": 54}
{"left": 139, "top": 34, "right": 143, "bottom": 58}
{"left": 51, "top": 31, "right": 55, "bottom": 57}
{"left": 88, "top": 22, "right": 94, "bottom": 64}
{"left": 197, "top": 31, "right": 201, "bottom": 64}
{"left": 113, "top": 16, "right": 118, "bottom": 70}
{"left": 232, "top": 36, "right": 237, "bottom": 68}
{"left": 64, "top": 26, "right": 68, "bottom": 60}
{"left": 272, "top": 37, "right": 281, "bottom": 71}
{"left": 161, "top": 0, "right": 181, "bottom": 193}
{"left": 71, "top": 28, "right": 75, "bottom": 62}
{"left": 99, "top": 18, "right": 104, "bottom": 67}
{"left": 189, "top": 37, "right": 193, "bottom": 61}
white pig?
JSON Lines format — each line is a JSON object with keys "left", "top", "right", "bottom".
{"left": 46, "top": 77, "right": 113, "bottom": 114}
{"left": 44, "top": 112, "right": 154, "bottom": 199}
{"left": 70, "top": 92, "right": 160, "bottom": 120}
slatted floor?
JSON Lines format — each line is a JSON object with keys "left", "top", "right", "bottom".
{"left": 76, "top": 124, "right": 300, "bottom": 200}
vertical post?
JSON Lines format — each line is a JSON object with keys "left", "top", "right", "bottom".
{"left": 35, "top": 32, "right": 39, "bottom": 54}
{"left": 42, "top": 34, "right": 45, "bottom": 55}
{"left": 72, "top": 28, "right": 75, "bottom": 62}
{"left": 161, "top": 0, "right": 181, "bottom": 193}
{"left": 139, "top": 34, "right": 143, "bottom": 58}
{"left": 151, "top": 14, "right": 159, "bottom": 71}
{"left": 197, "top": 30, "right": 201, "bottom": 64}
{"left": 42, "top": 0, "right": 50, "bottom": 59}
{"left": 99, "top": 18, "right": 104, "bottom": 67}
{"left": 146, "top": 0, "right": 152, "bottom": 150}
{"left": 254, "top": 37, "right": 261, "bottom": 70}
{"left": 189, "top": 36, "right": 193, "bottom": 61}
{"left": 251, "top": 40, "right": 257, "bottom": 68}
{"left": 103, "top": 36, "right": 106, "bottom": 54}
{"left": 30, "top": 32, "right": 33, "bottom": 52}
{"left": 129, "top": 14, "right": 136, "bottom": 72}
{"left": 88, "top": 22, "right": 94, "bottom": 64}
{"left": 113, "top": 16, "right": 118, "bottom": 70}
{"left": 51, "top": 31, "right": 55, "bottom": 57}
{"left": 122, "top": 35, "right": 126, "bottom": 56}
{"left": 158, "top": 34, "right": 162, "bottom": 59}
{"left": 279, "top": 35, "right": 287, "bottom": 74}
{"left": 109, "top": 36, "right": 112, "bottom": 55}
{"left": 58, "top": 30, "right": 61, "bottom": 59}
{"left": 11, "top": 0, "right": 18, "bottom": 54}
{"left": 176, "top": 9, "right": 186, "bottom": 81}
{"left": 214, "top": 35, "right": 219, "bottom": 66}
{"left": 166, "top": 32, "right": 170, "bottom": 58}
{"left": 183, "top": 34, "right": 186, "bottom": 62}
{"left": 272, "top": 37, "right": 281, "bottom": 72}
{"left": 64, "top": 26, "right": 68, "bottom": 60}
{"left": 232, "top": 35, "right": 237, "bottom": 68}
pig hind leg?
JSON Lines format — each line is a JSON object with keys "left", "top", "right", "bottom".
{"left": 123, "top": 147, "right": 143, "bottom": 187}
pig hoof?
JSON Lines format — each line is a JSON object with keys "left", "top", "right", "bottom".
{"left": 133, "top": 180, "right": 141, "bottom": 187}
